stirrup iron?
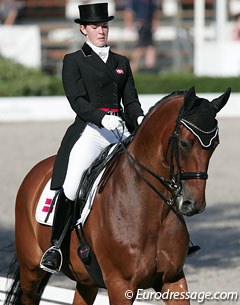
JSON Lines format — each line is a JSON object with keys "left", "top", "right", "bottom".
{"left": 39, "top": 246, "right": 63, "bottom": 274}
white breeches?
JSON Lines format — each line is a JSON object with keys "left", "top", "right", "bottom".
{"left": 63, "top": 123, "right": 130, "bottom": 201}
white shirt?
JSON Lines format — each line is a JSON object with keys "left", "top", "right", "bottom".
{"left": 86, "top": 40, "right": 110, "bottom": 63}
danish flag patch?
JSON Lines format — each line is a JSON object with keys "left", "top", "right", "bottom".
{"left": 116, "top": 68, "right": 124, "bottom": 74}
{"left": 42, "top": 198, "right": 53, "bottom": 213}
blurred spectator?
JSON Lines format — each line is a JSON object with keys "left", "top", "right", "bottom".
{"left": 124, "top": 0, "right": 159, "bottom": 72}
{"left": 0, "top": 0, "right": 18, "bottom": 25}
{"left": 232, "top": 13, "right": 240, "bottom": 40}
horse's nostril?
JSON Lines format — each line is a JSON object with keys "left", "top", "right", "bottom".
{"left": 180, "top": 200, "right": 196, "bottom": 216}
{"left": 183, "top": 200, "right": 193, "bottom": 206}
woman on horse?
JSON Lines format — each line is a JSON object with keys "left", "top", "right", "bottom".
{"left": 40, "top": 2, "right": 145, "bottom": 273}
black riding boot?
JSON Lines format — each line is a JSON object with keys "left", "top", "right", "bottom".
{"left": 40, "top": 190, "right": 73, "bottom": 274}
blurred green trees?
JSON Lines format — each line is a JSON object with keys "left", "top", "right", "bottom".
{"left": 0, "top": 56, "right": 239, "bottom": 96}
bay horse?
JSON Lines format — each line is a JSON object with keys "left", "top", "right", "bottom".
{"left": 4, "top": 87, "right": 230, "bottom": 305}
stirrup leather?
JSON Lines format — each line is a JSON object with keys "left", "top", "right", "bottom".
{"left": 39, "top": 246, "right": 63, "bottom": 274}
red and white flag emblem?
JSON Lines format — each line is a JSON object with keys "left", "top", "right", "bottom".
{"left": 42, "top": 198, "right": 53, "bottom": 213}
{"left": 116, "top": 68, "right": 124, "bottom": 74}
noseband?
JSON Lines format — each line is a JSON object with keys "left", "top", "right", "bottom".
{"left": 114, "top": 104, "right": 213, "bottom": 209}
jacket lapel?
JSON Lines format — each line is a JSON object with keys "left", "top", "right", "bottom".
{"left": 81, "top": 43, "right": 117, "bottom": 80}
{"left": 106, "top": 51, "right": 118, "bottom": 72}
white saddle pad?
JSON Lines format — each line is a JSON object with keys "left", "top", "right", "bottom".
{"left": 35, "top": 145, "right": 117, "bottom": 227}
{"left": 35, "top": 180, "right": 56, "bottom": 226}
{"left": 35, "top": 171, "right": 105, "bottom": 227}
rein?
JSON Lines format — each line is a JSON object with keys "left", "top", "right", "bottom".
{"left": 113, "top": 127, "right": 180, "bottom": 207}
{"left": 114, "top": 127, "right": 178, "bottom": 206}
{"left": 113, "top": 107, "right": 209, "bottom": 208}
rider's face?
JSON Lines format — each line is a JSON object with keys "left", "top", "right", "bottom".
{"left": 80, "top": 22, "right": 109, "bottom": 47}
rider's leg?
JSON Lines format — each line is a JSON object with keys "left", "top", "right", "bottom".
{"left": 40, "top": 189, "right": 73, "bottom": 273}
{"left": 63, "top": 125, "right": 108, "bottom": 200}
{"left": 63, "top": 122, "right": 130, "bottom": 200}
{"left": 40, "top": 124, "right": 113, "bottom": 273}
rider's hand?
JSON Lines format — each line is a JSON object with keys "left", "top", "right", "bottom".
{"left": 101, "top": 115, "right": 123, "bottom": 130}
{"left": 137, "top": 116, "right": 144, "bottom": 125}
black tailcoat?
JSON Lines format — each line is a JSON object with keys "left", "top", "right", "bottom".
{"left": 51, "top": 43, "right": 144, "bottom": 190}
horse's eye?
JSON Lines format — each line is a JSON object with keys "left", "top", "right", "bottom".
{"left": 180, "top": 140, "right": 191, "bottom": 151}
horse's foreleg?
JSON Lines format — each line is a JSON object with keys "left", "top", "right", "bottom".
{"left": 19, "top": 265, "right": 47, "bottom": 305}
{"left": 161, "top": 271, "right": 190, "bottom": 305}
{"left": 72, "top": 284, "right": 98, "bottom": 305}
{"left": 106, "top": 279, "right": 135, "bottom": 305}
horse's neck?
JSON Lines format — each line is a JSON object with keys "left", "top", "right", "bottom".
{"left": 126, "top": 97, "right": 183, "bottom": 202}
{"left": 130, "top": 100, "right": 179, "bottom": 165}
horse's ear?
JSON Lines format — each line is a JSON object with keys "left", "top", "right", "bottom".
{"left": 183, "top": 86, "right": 197, "bottom": 112}
{"left": 211, "top": 87, "right": 231, "bottom": 113}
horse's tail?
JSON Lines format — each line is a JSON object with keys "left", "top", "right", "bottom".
{"left": 3, "top": 256, "right": 22, "bottom": 305}
{"left": 4, "top": 256, "right": 51, "bottom": 305}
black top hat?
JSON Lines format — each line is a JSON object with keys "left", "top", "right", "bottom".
{"left": 74, "top": 3, "right": 114, "bottom": 24}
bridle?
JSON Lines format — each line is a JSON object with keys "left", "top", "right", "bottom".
{"left": 113, "top": 106, "right": 211, "bottom": 209}
{"left": 167, "top": 106, "right": 209, "bottom": 191}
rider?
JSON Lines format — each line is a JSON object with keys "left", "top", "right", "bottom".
{"left": 40, "top": 2, "right": 145, "bottom": 274}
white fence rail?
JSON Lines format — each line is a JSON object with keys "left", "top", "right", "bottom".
{"left": 0, "top": 93, "right": 239, "bottom": 122}
{"left": 0, "top": 277, "right": 152, "bottom": 305}
{"left": 0, "top": 276, "right": 73, "bottom": 305}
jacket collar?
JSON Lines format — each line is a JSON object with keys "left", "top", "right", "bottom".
{"left": 81, "top": 42, "right": 92, "bottom": 56}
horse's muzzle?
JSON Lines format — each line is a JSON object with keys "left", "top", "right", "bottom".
{"left": 176, "top": 195, "right": 206, "bottom": 216}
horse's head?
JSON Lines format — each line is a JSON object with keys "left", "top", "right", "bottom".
{"left": 134, "top": 87, "right": 230, "bottom": 217}
{"left": 167, "top": 87, "right": 231, "bottom": 216}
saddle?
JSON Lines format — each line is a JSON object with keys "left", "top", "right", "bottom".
{"left": 73, "top": 134, "right": 133, "bottom": 223}
{"left": 74, "top": 143, "right": 114, "bottom": 220}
